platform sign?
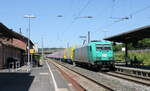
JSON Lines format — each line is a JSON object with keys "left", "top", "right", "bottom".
{"left": 122, "top": 47, "right": 126, "bottom": 51}
{"left": 30, "top": 49, "right": 35, "bottom": 54}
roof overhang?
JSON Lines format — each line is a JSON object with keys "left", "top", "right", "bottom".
{"left": 104, "top": 25, "right": 150, "bottom": 43}
{"left": 0, "top": 23, "right": 34, "bottom": 45}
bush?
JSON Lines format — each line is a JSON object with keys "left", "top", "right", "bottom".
{"left": 115, "top": 51, "right": 150, "bottom": 65}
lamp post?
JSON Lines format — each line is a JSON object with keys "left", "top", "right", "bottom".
{"left": 24, "top": 15, "right": 36, "bottom": 67}
{"left": 41, "top": 36, "right": 44, "bottom": 61}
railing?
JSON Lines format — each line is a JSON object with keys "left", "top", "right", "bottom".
{"left": 115, "top": 66, "right": 150, "bottom": 79}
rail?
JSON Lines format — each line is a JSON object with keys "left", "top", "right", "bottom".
{"left": 49, "top": 59, "right": 114, "bottom": 91}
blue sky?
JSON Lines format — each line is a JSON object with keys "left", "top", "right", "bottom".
{"left": 0, "top": 0, "right": 150, "bottom": 48}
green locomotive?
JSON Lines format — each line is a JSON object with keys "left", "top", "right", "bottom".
{"left": 73, "top": 41, "right": 115, "bottom": 70}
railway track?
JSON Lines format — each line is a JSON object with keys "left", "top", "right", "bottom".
{"left": 48, "top": 59, "right": 150, "bottom": 91}
{"left": 50, "top": 60, "right": 114, "bottom": 91}
{"left": 100, "top": 71, "right": 150, "bottom": 86}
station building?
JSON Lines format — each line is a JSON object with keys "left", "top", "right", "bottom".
{"left": 0, "top": 23, "right": 34, "bottom": 69}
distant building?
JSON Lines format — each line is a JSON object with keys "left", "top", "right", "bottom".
{"left": 0, "top": 23, "right": 34, "bottom": 69}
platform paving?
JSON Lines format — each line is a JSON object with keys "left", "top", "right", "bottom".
{"left": 0, "top": 60, "right": 73, "bottom": 91}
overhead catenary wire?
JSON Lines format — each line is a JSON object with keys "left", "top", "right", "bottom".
{"left": 110, "top": 0, "right": 130, "bottom": 21}
{"left": 67, "top": 0, "right": 92, "bottom": 27}
{"left": 92, "top": 0, "right": 122, "bottom": 33}
{"left": 85, "top": 0, "right": 118, "bottom": 32}
{"left": 94, "top": 1, "right": 150, "bottom": 34}
{"left": 59, "top": 0, "right": 93, "bottom": 45}
{"left": 129, "top": 4, "right": 150, "bottom": 17}
{"left": 110, "top": 0, "right": 116, "bottom": 18}
{"left": 113, "top": 3, "right": 150, "bottom": 21}
{"left": 93, "top": 20, "right": 121, "bottom": 33}
{"left": 88, "top": 0, "right": 118, "bottom": 35}
{"left": 69, "top": 0, "right": 92, "bottom": 26}
{"left": 77, "top": 0, "right": 92, "bottom": 17}
{"left": 57, "top": 0, "right": 92, "bottom": 47}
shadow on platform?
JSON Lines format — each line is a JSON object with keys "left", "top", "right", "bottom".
{"left": 0, "top": 72, "right": 34, "bottom": 91}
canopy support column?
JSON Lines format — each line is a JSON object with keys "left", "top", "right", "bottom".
{"left": 125, "top": 43, "right": 128, "bottom": 66}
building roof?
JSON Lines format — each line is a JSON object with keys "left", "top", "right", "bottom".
{"left": 104, "top": 25, "right": 150, "bottom": 43}
{"left": 0, "top": 23, "right": 34, "bottom": 45}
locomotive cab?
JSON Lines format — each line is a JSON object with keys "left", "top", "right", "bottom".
{"left": 96, "top": 44, "right": 113, "bottom": 61}
{"left": 74, "top": 41, "right": 115, "bottom": 71}
{"left": 89, "top": 42, "right": 115, "bottom": 70}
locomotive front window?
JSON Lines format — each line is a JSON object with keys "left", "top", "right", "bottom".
{"left": 96, "top": 47, "right": 103, "bottom": 50}
{"left": 96, "top": 44, "right": 111, "bottom": 51}
{"left": 103, "top": 47, "right": 111, "bottom": 50}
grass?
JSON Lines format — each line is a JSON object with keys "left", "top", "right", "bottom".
{"left": 114, "top": 51, "right": 150, "bottom": 65}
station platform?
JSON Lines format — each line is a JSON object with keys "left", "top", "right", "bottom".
{"left": 0, "top": 60, "right": 74, "bottom": 91}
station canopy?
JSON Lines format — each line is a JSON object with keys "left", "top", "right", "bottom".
{"left": 104, "top": 25, "right": 150, "bottom": 43}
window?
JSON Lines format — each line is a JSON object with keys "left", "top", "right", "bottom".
{"left": 90, "top": 46, "right": 92, "bottom": 51}
{"left": 96, "top": 44, "right": 111, "bottom": 51}
{"left": 103, "top": 47, "right": 111, "bottom": 50}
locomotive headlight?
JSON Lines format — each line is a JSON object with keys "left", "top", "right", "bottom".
{"left": 102, "top": 54, "right": 107, "bottom": 57}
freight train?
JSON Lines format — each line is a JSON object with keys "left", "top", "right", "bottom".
{"left": 47, "top": 41, "right": 115, "bottom": 70}
{"left": 63, "top": 48, "right": 74, "bottom": 64}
